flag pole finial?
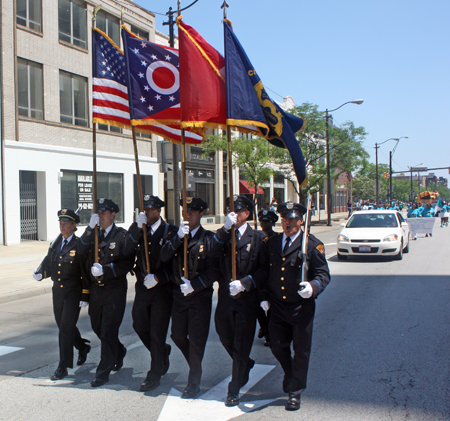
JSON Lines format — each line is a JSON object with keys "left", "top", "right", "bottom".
{"left": 177, "top": 0, "right": 181, "bottom": 16}
{"left": 221, "top": 1, "right": 229, "bottom": 19}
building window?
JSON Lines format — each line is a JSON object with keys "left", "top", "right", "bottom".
{"left": 58, "top": 0, "right": 87, "bottom": 49}
{"left": 135, "top": 130, "right": 151, "bottom": 139}
{"left": 130, "top": 25, "right": 149, "bottom": 41}
{"left": 61, "top": 170, "right": 124, "bottom": 224}
{"left": 96, "top": 10, "right": 120, "bottom": 46}
{"left": 17, "top": 0, "right": 42, "bottom": 32}
{"left": 18, "top": 58, "right": 44, "bottom": 120}
{"left": 60, "top": 70, "right": 88, "bottom": 127}
{"left": 98, "top": 123, "right": 122, "bottom": 133}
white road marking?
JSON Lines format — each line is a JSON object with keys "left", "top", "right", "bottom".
{"left": 324, "top": 242, "right": 336, "bottom": 246}
{"left": 0, "top": 346, "right": 24, "bottom": 357}
{"left": 158, "top": 364, "right": 277, "bottom": 421}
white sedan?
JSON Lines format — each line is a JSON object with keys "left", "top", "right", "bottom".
{"left": 337, "top": 210, "right": 410, "bottom": 260}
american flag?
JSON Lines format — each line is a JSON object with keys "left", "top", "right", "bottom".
{"left": 92, "top": 28, "right": 203, "bottom": 144}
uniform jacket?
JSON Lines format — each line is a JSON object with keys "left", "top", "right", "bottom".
{"left": 264, "top": 231, "right": 330, "bottom": 304}
{"left": 213, "top": 225, "right": 268, "bottom": 297}
{"left": 160, "top": 226, "right": 220, "bottom": 292}
{"left": 124, "top": 219, "right": 176, "bottom": 286}
{"left": 78, "top": 224, "right": 134, "bottom": 287}
{"left": 37, "top": 234, "right": 90, "bottom": 301}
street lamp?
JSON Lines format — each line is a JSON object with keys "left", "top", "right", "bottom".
{"left": 325, "top": 99, "right": 364, "bottom": 226}
{"left": 374, "top": 136, "right": 408, "bottom": 206}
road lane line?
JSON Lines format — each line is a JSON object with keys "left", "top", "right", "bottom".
{"left": 0, "top": 346, "right": 24, "bottom": 357}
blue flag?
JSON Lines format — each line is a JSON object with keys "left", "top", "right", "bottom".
{"left": 224, "top": 21, "right": 306, "bottom": 186}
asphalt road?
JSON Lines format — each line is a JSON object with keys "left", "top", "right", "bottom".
{"left": 1, "top": 222, "right": 449, "bottom": 421}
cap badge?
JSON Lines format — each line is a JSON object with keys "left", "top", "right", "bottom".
{"left": 286, "top": 202, "right": 294, "bottom": 209}
{"left": 263, "top": 210, "right": 268, "bottom": 215}
{"left": 233, "top": 195, "right": 238, "bottom": 201}
{"left": 144, "top": 194, "right": 150, "bottom": 201}
{"left": 187, "top": 197, "right": 193, "bottom": 204}
{"left": 99, "top": 198, "right": 105, "bottom": 204}
{"left": 61, "top": 209, "right": 67, "bottom": 214}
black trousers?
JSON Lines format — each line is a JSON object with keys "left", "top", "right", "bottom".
{"left": 269, "top": 298, "right": 315, "bottom": 393}
{"left": 171, "top": 287, "right": 213, "bottom": 386}
{"left": 89, "top": 282, "right": 127, "bottom": 381}
{"left": 256, "top": 307, "right": 271, "bottom": 338}
{"left": 52, "top": 285, "right": 85, "bottom": 369}
{"left": 132, "top": 281, "right": 173, "bottom": 380}
{"left": 214, "top": 292, "right": 258, "bottom": 394}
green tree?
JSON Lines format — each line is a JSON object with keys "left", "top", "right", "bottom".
{"left": 202, "top": 134, "right": 273, "bottom": 228}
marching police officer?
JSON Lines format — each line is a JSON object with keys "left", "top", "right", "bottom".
{"left": 213, "top": 195, "right": 269, "bottom": 406}
{"left": 256, "top": 209, "right": 279, "bottom": 346}
{"left": 160, "top": 197, "right": 220, "bottom": 399}
{"left": 33, "top": 209, "right": 91, "bottom": 380}
{"left": 123, "top": 195, "right": 176, "bottom": 392}
{"left": 78, "top": 198, "right": 134, "bottom": 387}
{"left": 261, "top": 201, "right": 330, "bottom": 411}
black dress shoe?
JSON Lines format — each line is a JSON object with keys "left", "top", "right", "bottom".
{"left": 181, "top": 383, "right": 200, "bottom": 399}
{"left": 77, "top": 344, "right": 91, "bottom": 366}
{"left": 161, "top": 344, "right": 171, "bottom": 376}
{"left": 285, "top": 393, "right": 301, "bottom": 411}
{"left": 225, "top": 393, "right": 240, "bottom": 407}
{"left": 264, "top": 338, "right": 270, "bottom": 347}
{"left": 240, "top": 358, "right": 255, "bottom": 387}
{"left": 140, "top": 378, "right": 160, "bottom": 392}
{"left": 257, "top": 328, "right": 264, "bottom": 339}
{"left": 91, "top": 377, "right": 109, "bottom": 387}
{"left": 51, "top": 366, "right": 68, "bottom": 380}
{"left": 113, "top": 347, "right": 127, "bottom": 371}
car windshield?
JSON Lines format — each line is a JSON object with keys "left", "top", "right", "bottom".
{"left": 346, "top": 213, "right": 399, "bottom": 228}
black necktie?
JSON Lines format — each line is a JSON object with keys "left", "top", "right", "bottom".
{"left": 236, "top": 230, "right": 241, "bottom": 241}
{"left": 99, "top": 229, "right": 105, "bottom": 242}
{"left": 61, "top": 239, "right": 67, "bottom": 250}
{"left": 283, "top": 237, "right": 291, "bottom": 254}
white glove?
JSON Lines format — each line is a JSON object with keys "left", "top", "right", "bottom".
{"left": 79, "top": 301, "right": 89, "bottom": 308}
{"left": 298, "top": 281, "right": 313, "bottom": 299}
{"left": 91, "top": 263, "right": 103, "bottom": 277}
{"left": 177, "top": 221, "right": 190, "bottom": 239}
{"left": 143, "top": 273, "right": 158, "bottom": 289}
{"left": 33, "top": 269, "right": 43, "bottom": 281}
{"left": 89, "top": 214, "right": 99, "bottom": 229}
{"left": 180, "top": 277, "right": 194, "bottom": 296}
{"left": 224, "top": 212, "right": 237, "bottom": 230}
{"left": 260, "top": 301, "right": 270, "bottom": 311}
{"left": 137, "top": 212, "right": 147, "bottom": 229}
{"left": 229, "top": 280, "right": 245, "bottom": 296}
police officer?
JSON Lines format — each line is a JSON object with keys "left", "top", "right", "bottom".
{"left": 123, "top": 195, "right": 176, "bottom": 392}
{"left": 33, "top": 209, "right": 91, "bottom": 380}
{"left": 213, "top": 195, "right": 269, "bottom": 407}
{"left": 256, "top": 209, "right": 279, "bottom": 347}
{"left": 261, "top": 202, "right": 330, "bottom": 411}
{"left": 78, "top": 198, "right": 134, "bottom": 387}
{"left": 160, "top": 197, "right": 220, "bottom": 399}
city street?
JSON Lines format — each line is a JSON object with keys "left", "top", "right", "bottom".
{"left": 1, "top": 220, "right": 450, "bottom": 420}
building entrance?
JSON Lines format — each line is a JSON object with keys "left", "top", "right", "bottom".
{"left": 20, "top": 170, "right": 38, "bottom": 241}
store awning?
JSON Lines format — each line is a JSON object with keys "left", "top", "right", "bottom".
{"left": 239, "top": 180, "right": 264, "bottom": 195}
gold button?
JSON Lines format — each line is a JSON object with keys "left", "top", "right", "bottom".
{"left": 282, "top": 257, "right": 286, "bottom": 261}
{"left": 281, "top": 277, "right": 284, "bottom": 281}
{"left": 187, "top": 251, "right": 189, "bottom": 254}
{"left": 198, "top": 256, "right": 200, "bottom": 259}
{"left": 59, "top": 256, "right": 62, "bottom": 259}
{"left": 282, "top": 296, "right": 286, "bottom": 299}
{"left": 281, "top": 267, "right": 285, "bottom": 271}
{"left": 60, "top": 285, "right": 63, "bottom": 288}
{"left": 57, "top": 271, "right": 60, "bottom": 274}
{"left": 281, "top": 286, "right": 285, "bottom": 290}
{"left": 111, "top": 253, "right": 114, "bottom": 256}
{"left": 58, "top": 279, "right": 61, "bottom": 281}
{"left": 58, "top": 263, "right": 61, "bottom": 267}
{"left": 98, "top": 249, "right": 101, "bottom": 252}
{"left": 98, "top": 281, "right": 101, "bottom": 283}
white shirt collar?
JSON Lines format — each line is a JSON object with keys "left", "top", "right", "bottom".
{"left": 282, "top": 229, "right": 301, "bottom": 247}
{"left": 62, "top": 234, "right": 74, "bottom": 247}
{"left": 190, "top": 225, "right": 201, "bottom": 238}
{"left": 151, "top": 218, "right": 162, "bottom": 235}
{"left": 236, "top": 223, "right": 248, "bottom": 238}
{"left": 102, "top": 223, "right": 114, "bottom": 236}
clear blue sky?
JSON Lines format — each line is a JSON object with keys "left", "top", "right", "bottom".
{"left": 134, "top": 0, "right": 450, "bottom": 185}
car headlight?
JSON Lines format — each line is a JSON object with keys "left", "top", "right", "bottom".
{"left": 338, "top": 234, "right": 349, "bottom": 242}
{"left": 383, "top": 234, "right": 398, "bottom": 242}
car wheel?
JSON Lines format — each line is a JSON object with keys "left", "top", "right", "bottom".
{"left": 394, "top": 240, "right": 404, "bottom": 260}
{"left": 403, "top": 238, "right": 409, "bottom": 253}
{"left": 337, "top": 253, "right": 347, "bottom": 260}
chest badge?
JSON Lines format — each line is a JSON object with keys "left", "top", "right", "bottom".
{"left": 199, "top": 245, "right": 204, "bottom": 253}
{"left": 109, "top": 242, "right": 116, "bottom": 250}
{"left": 70, "top": 250, "right": 76, "bottom": 257}
{"left": 246, "top": 244, "right": 251, "bottom": 253}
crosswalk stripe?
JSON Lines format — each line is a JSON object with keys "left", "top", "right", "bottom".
{"left": 0, "top": 346, "right": 24, "bottom": 357}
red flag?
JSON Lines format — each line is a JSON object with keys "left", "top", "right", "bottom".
{"left": 176, "top": 17, "right": 227, "bottom": 129}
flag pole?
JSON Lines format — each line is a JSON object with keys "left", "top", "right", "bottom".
{"left": 227, "top": 128, "right": 237, "bottom": 281}
{"left": 132, "top": 127, "right": 151, "bottom": 274}
{"left": 181, "top": 129, "right": 189, "bottom": 279}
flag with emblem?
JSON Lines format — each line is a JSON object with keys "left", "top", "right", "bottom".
{"left": 92, "top": 28, "right": 203, "bottom": 144}
{"left": 176, "top": 17, "right": 227, "bottom": 129}
{"left": 223, "top": 21, "right": 307, "bottom": 186}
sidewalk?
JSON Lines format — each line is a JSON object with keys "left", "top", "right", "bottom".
{"left": 0, "top": 211, "right": 348, "bottom": 304}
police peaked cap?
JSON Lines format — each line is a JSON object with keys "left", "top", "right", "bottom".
{"left": 97, "top": 198, "right": 120, "bottom": 213}
{"left": 143, "top": 195, "right": 165, "bottom": 208}
{"left": 226, "top": 195, "right": 254, "bottom": 211}
{"left": 258, "top": 209, "right": 279, "bottom": 223}
{"left": 277, "top": 201, "right": 307, "bottom": 218}
{"left": 58, "top": 208, "right": 80, "bottom": 224}
{"left": 180, "top": 197, "right": 208, "bottom": 212}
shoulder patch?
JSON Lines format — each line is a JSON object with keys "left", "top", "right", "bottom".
{"left": 316, "top": 244, "right": 325, "bottom": 254}
{"left": 263, "top": 237, "right": 268, "bottom": 243}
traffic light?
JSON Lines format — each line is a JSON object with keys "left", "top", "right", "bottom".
{"left": 383, "top": 172, "right": 389, "bottom": 179}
